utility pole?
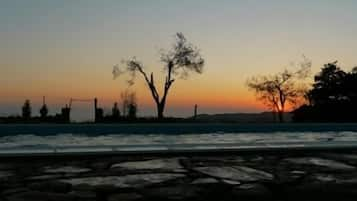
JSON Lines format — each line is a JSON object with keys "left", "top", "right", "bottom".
{"left": 94, "top": 97, "right": 103, "bottom": 123}
{"left": 194, "top": 104, "right": 198, "bottom": 119}
{"left": 94, "top": 98, "right": 98, "bottom": 112}
{"left": 94, "top": 98, "right": 98, "bottom": 122}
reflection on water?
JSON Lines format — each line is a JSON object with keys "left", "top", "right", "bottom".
{"left": 0, "top": 131, "right": 357, "bottom": 154}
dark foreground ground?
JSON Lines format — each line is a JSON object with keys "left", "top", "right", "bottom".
{"left": 2, "top": 149, "right": 357, "bottom": 201}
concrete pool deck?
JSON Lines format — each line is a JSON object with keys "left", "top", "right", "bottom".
{"left": 2, "top": 147, "right": 357, "bottom": 201}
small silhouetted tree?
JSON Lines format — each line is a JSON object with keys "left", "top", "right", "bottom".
{"left": 112, "top": 102, "right": 121, "bottom": 118}
{"left": 22, "top": 100, "right": 31, "bottom": 119}
{"left": 247, "top": 57, "right": 311, "bottom": 122}
{"left": 40, "top": 104, "right": 48, "bottom": 118}
{"left": 128, "top": 102, "right": 137, "bottom": 119}
{"left": 113, "top": 33, "right": 204, "bottom": 119}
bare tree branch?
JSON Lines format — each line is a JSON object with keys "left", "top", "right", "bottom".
{"left": 247, "top": 57, "right": 312, "bottom": 122}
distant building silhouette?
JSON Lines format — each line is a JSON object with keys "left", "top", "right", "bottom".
{"left": 194, "top": 104, "right": 198, "bottom": 119}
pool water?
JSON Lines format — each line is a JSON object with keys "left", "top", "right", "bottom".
{"left": 1, "top": 124, "right": 357, "bottom": 154}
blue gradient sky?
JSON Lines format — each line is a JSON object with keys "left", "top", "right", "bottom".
{"left": 1, "top": 0, "right": 357, "bottom": 121}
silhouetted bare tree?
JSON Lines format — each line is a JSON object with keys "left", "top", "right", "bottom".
{"left": 120, "top": 90, "right": 137, "bottom": 118}
{"left": 247, "top": 57, "right": 311, "bottom": 122}
{"left": 113, "top": 33, "right": 204, "bottom": 119}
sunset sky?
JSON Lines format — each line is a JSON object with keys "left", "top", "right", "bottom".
{"left": 1, "top": 0, "right": 357, "bottom": 121}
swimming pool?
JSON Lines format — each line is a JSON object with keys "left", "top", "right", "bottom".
{"left": 1, "top": 123, "right": 357, "bottom": 154}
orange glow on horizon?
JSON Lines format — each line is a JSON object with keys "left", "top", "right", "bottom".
{"left": 0, "top": 83, "right": 268, "bottom": 114}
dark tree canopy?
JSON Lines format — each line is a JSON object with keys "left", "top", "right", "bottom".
{"left": 22, "top": 100, "right": 31, "bottom": 119}
{"left": 309, "top": 61, "right": 348, "bottom": 105}
{"left": 39, "top": 104, "right": 48, "bottom": 118}
{"left": 113, "top": 33, "right": 204, "bottom": 119}
{"left": 293, "top": 61, "right": 357, "bottom": 122}
{"left": 247, "top": 57, "right": 311, "bottom": 122}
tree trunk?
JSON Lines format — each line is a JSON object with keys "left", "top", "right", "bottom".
{"left": 278, "top": 111, "right": 284, "bottom": 123}
{"left": 157, "top": 103, "right": 165, "bottom": 120}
